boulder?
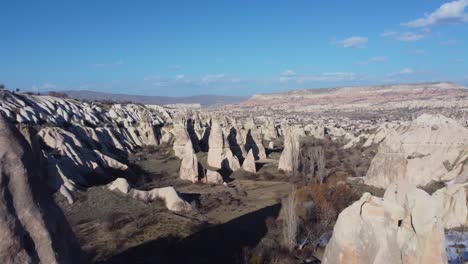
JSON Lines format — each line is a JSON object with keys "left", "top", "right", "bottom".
{"left": 108, "top": 178, "right": 191, "bottom": 212}
{"left": 205, "top": 170, "right": 224, "bottom": 184}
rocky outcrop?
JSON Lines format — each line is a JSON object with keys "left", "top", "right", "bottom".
{"left": 365, "top": 114, "right": 468, "bottom": 188}
{"left": 243, "top": 116, "right": 267, "bottom": 160}
{"left": 179, "top": 141, "right": 199, "bottom": 183}
{"left": 242, "top": 149, "right": 257, "bottom": 174}
{"left": 278, "top": 126, "right": 302, "bottom": 175}
{"left": 298, "top": 145, "right": 326, "bottom": 183}
{"left": 0, "top": 115, "right": 85, "bottom": 263}
{"left": 205, "top": 170, "right": 224, "bottom": 184}
{"left": 207, "top": 118, "right": 225, "bottom": 169}
{"left": 108, "top": 178, "right": 191, "bottom": 212}
{"left": 323, "top": 183, "right": 447, "bottom": 264}
{"left": 262, "top": 118, "right": 278, "bottom": 140}
{"left": 172, "top": 116, "right": 191, "bottom": 158}
{"left": 432, "top": 184, "right": 468, "bottom": 229}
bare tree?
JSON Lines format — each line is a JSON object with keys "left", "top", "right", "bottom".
{"left": 282, "top": 188, "right": 298, "bottom": 251}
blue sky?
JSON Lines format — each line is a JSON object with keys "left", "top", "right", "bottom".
{"left": 1, "top": 0, "right": 467, "bottom": 96}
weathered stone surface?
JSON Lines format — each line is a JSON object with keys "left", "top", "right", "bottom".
{"left": 207, "top": 118, "right": 225, "bottom": 169}
{"left": 323, "top": 183, "right": 447, "bottom": 264}
{"left": 179, "top": 141, "right": 199, "bottom": 182}
{"left": 205, "top": 170, "right": 224, "bottom": 184}
{"left": 0, "top": 115, "right": 85, "bottom": 264}
{"left": 365, "top": 114, "right": 468, "bottom": 188}
{"left": 242, "top": 149, "right": 256, "bottom": 174}
{"left": 432, "top": 183, "right": 468, "bottom": 229}
{"left": 278, "top": 126, "right": 302, "bottom": 174}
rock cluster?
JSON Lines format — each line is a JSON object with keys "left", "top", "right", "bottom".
{"left": 323, "top": 183, "right": 447, "bottom": 264}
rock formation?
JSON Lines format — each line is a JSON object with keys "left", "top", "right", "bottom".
{"left": 262, "top": 117, "right": 278, "bottom": 140}
{"left": 242, "top": 149, "right": 257, "bottom": 174}
{"left": 323, "top": 183, "right": 447, "bottom": 264}
{"left": 365, "top": 114, "right": 468, "bottom": 188}
{"left": 432, "top": 184, "right": 468, "bottom": 229}
{"left": 278, "top": 126, "right": 302, "bottom": 175}
{"left": 108, "top": 178, "right": 191, "bottom": 212}
{"left": 243, "top": 116, "right": 267, "bottom": 160}
{"left": 207, "top": 117, "right": 225, "bottom": 169}
{"left": 172, "top": 115, "right": 191, "bottom": 158}
{"left": 0, "top": 115, "right": 85, "bottom": 263}
{"left": 298, "top": 145, "right": 326, "bottom": 183}
{"left": 179, "top": 140, "right": 199, "bottom": 182}
{"left": 205, "top": 170, "right": 224, "bottom": 184}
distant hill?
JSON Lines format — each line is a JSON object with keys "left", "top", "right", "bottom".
{"left": 60, "top": 90, "right": 249, "bottom": 107}
{"left": 243, "top": 82, "right": 468, "bottom": 107}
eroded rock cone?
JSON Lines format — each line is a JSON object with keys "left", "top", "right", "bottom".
{"left": 0, "top": 115, "right": 85, "bottom": 264}
{"left": 179, "top": 140, "right": 199, "bottom": 183}
{"left": 242, "top": 149, "right": 256, "bottom": 174}
{"left": 278, "top": 126, "right": 301, "bottom": 175}
{"left": 207, "top": 118, "right": 225, "bottom": 169}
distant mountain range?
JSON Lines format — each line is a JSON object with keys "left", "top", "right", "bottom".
{"left": 61, "top": 90, "right": 249, "bottom": 107}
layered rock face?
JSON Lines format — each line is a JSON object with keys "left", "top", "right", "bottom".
{"left": 0, "top": 115, "right": 85, "bottom": 263}
{"left": 323, "top": 183, "right": 447, "bottom": 264}
{"left": 365, "top": 114, "right": 468, "bottom": 188}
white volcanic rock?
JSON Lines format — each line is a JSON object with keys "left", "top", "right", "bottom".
{"left": 108, "top": 178, "right": 191, "bottom": 212}
{"left": 108, "top": 177, "right": 130, "bottom": 194}
{"left": 205, "top": 170, "right": 224, "bottom": 184}
{"left": 432, "top": 184, "right": 468, "bottom": 229}
{"left": 242, "top": 149, "right": 256, "bottom": 174}
{"left": 0, "top": 115, "right": 85, "bottom": 264}
{"left": 243, "top": 116, "right": 267, "bottom": 160}
{"left": 172, "top": 116, "right": 191, "bottom": 158}
{"left": 222, "top": 148, "right": 241, "bottom": 171}
{"left": 323, "top": 183, "right": 447, "bottom": 264}
{"left": 262, "top": 118, "right": 278, "bottom": 140}
{"left": 207, "top": 118, "right": 225, "bottom": 168}
{"left": 278, "top": 126, "right": 302, "bottom": 174}
{"left": 364, "top": 114, "right": 468, "bottom": 188}
{"left": 304, "top": 124, "right": 324, "bottom": 139}
{"left": 179, "top": 141, "right": 199, "bottom": 182}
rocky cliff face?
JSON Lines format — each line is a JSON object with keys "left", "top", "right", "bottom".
{"left": 364, "top": 114, "right": 468, "bottom": 188}
{"left": 0, "top": 90, "right": 172, "bottom": 206}
{"left": 0, "top": 115, "right": 85, "bottom": 263}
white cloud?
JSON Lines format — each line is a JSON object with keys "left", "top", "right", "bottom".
{"left": 409, "top": 49, "right": 426, "bottom": 55}
{"left": 399, "top": 68, "right": 415, "bottom": 75}
{"left": 280, "top": 70, "right": 361, "bottom": 83}
{"left": 440, "top": 39, "right": 459, "bottom": 45}
{"left": 143, "top": 74, "right": 241, "bottom": 87}
{"left": 381, "top": 30, "right": 397, "bottom": 37}
{"left": 382, "top": 30, "right": 425, "bottom": 41}
{"left": 357, "top": 56, "right": 388, "bottom": 65}
{"left": 31, "top": 82, "right": 57, "bottom": 92}
{"left": 403, "top": 0, "right": 468, "bottom": 28}
{"left": 396, "top": 32, "right": 425, "bottom": 41}
{"left": 336, "top": 36, "right": 368, "bottom": 48}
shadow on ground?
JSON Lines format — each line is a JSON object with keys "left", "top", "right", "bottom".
{"left": 101, "top": 203, "right": 282, "bottom": 264}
